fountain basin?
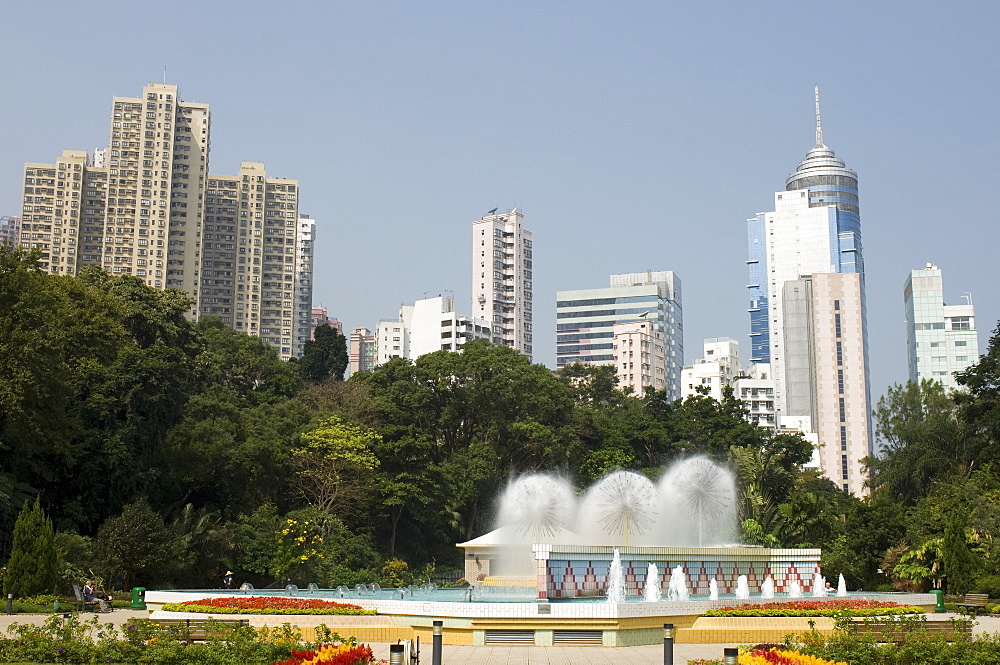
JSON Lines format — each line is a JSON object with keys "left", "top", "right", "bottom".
{"left": 460, "top": 538, "right": 825, "bottom": 600}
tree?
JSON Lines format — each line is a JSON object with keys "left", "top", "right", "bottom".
{"left": 299, "top": 324, "right": 348, "bottom": 383}
{"left": 93, "top": 498, "right": 175, "bottom": 589}
{"left": 867, "top": 380, "right": 980, "bottom": 504}
{"left": 290, "top": 416, "right": 381, "bottom": 517}
{"left": 4, "top": 498, "right": 56, "bottom": 596}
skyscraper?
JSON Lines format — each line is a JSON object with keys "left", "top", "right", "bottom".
{"left": 472, "top": 210, "right": 533, "bottom": 360}
{"left": 904, "top": 263, "right": 979, "bottom": 391}
{"left": 556, "top": 270, "right": 683, "bottom": 400}
{"left": 293, "top": 215, "right": 317, "bottom": 359}
{"left": 746, "top": 88, "right": 871, "bottom": 494}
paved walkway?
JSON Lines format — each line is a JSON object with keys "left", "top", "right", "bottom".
{"left": 0, "top": 611, "right": 992, "bottom": 664}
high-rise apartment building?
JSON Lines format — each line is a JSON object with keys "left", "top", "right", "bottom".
{"left": 613, "top": 321, "right": 666, "bottom": 395}
{"left": 310, "top": 306, "right": 342, "bottom": 334}
{"left": 0, "top": 216, "right": 21, "bottom": 246}
{"left": 292, "top": 215, "right": 316, "bottom": 358}
{"left": 735, "top": 364, "right": 777, "bottom": 429}
{"left": 202, "top": 163, "right": 300, "bottom": 359}
{"left": 556, "top": 270, "right": 683, "bottom": 401}
{"left": 904, "top": 263, "right": 979, "bottom": 391}
{"left": 20, "top": 83, "right": 309, "bottom": 360}
{"left": 472, "top": 210, "right": 533, "bottom": 360}
{"left": 374, "top": 297, "right": 491, "bottom": 366}
{"left": 681, "top": 338, "right": 741, "bottom": 401}
{"left": 745, "top": 88, "right": 871, "bottom": 494}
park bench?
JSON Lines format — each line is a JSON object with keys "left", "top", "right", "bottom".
{"left": 71, "top": 583, "right": 106, "bottom": 612}
{"left": 957, "top": 593, "right": 990, "bottom": 615}
{"left": 850, "top": 618, "right": 973, "bottom": 642}
{"left": 151, "top": 617, "right": 250, "bottom": 641}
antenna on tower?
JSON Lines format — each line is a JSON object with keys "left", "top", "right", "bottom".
{"left": 814, "top": 85, "right": 824, "bottom": 147}
{"left": 163, "top": 66, "right": 167, "bottom": 84}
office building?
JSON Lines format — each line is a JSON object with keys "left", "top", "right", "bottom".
{"left": 613, "top": 321, "right": 666, "bottom": 395}
{"left": 557, "top": 270, "right": 683, "bottom": 401}
{"left": 904, "top": 263, "right": 979, "bottom": 391}
{"left": 0, "top": 216, "right": 21, "bottom": 246}
{"left": 472, "top": 209, "right": 533, "bottom": 360}
{"left": 349, "top": 327, "right": 376, "bottom": 376}
{"left": 292, "top": 215, "right": 316, "bottom": 358}
{"left": 744, "top": 88, "right": 871, "bottom": 494}
{"left": 681, "top": 338, "right": 742, "bottom": 401}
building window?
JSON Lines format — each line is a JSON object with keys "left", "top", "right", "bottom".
{"left": 838, "top": 398, "right": 846, "bottom": 423}
{"left": 841, "top": 455, "right": 849, "bottom": 480}
{"left": 840, "top": 426, "right": 847, "bottom": 451}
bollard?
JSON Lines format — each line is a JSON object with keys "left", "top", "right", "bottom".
{"left": 389, "top": 643, "right": 405, "bottom": 665}
{"left": 6, "top": 594, "right": 11, "bottom": 615}
{"left": 432, "top": 620, "right": 443, "bottom": 665}
{"left": 723, "top": 647, "right": 739, "bottom": 665}
{"left": 663, "top": 623, "right": 674, "bottom": 665}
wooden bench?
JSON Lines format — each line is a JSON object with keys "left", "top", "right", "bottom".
{"left": 957, "top": 593, "right": 990, "bottom": 615}
{"left": 151, "top": 618, "right": 250, "bottom": 641}
{"left": 72, "top": 583, "right": 106, "bottom": 612}
{"left": 851, "top": 618, "right": 973, "bottom": 642}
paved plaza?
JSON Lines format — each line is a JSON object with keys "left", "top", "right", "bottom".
{"left": 0, "top": 610, "right": 995, "bottom": 664}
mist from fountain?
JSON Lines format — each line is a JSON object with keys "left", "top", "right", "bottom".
{"left": 735, "top": 575, "right": 750, "bottom": 599}
{"left": 837, "top": 573, "right": 847, "bottom": 597}
{"left": 709, "top": 579, "right": 719, "bottom": 601}
{"left": 666, "top": 565, "right": 689, "bottom": 601}
{"left": 789, "top": 580, "right": 802, "bottom": 598}
{"left": 813, "top": 572, "right": 826, "bottom": 597}
{"left": 644, "top": 563, "right": 661, "bottom": 602}
{"left": 760, "top": 576, "right": 774, "bottom": 599}
{"left": 606, "top": 549, "right": 625, "bottom": 604}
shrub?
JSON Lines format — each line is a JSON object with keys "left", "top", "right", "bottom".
{"left": 4, "top": 498, "right": 57, "bottom": 597}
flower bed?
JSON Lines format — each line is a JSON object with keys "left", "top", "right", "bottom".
{"left": 705, "top": 599, "right": 922, "bottom": 618}
{"left": 741, "top": 647, "right": 847, "bottom": 665}
{"left": 162, "top": 596, "right": 377, "bottom": 615}
{"left": 272, "top": 643, "right": 377, "bottom": 665}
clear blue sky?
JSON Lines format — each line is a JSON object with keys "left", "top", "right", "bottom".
{"left": 2, "top": 1, "right": 998, "bottom": 405}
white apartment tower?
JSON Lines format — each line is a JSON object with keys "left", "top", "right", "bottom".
{"left": 472, "top": 210, "right": 533, "bottom": 360}
{"left": 292, "top": 215, "right": 316, "bottom": 358}
{"left": 904, "top": 264, "right": 979, "bottom": 391}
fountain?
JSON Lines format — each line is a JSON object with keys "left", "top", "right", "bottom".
{"left": 812, "top": 572, "right": 826, "bottom": 597}
{"left": 837, "top": 573, "right": 848, "bottom": 597}
{"left": 644, "top": 563, "right": 661, "bottom": 602}
{"left": 459, "top": 457, "right": 822, "bottom": 600}
{"left": 789, "top": 580, "right": 803, "bottom": 598}
{"left": 760, "top": 576, "right": 774, "bottom": 599}
{"left": 666, "top": 565, "right": 689, "bottom": 601}
{"left": 709, "top": 579, "right": 719, "bottom": 601}
{"left": 606, "top": 549, "right": 625, "bottom": 604}
{"left": 734, "top": 575, "right": 750, "bottom": 600}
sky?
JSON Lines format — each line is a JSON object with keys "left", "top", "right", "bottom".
{"left": 2, "top": 1, "right": 998, "bottom": 405}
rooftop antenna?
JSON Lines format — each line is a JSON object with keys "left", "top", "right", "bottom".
{"left": 962, "top": 292, "right": 974, "bottom": 307}
{"left": 163, "top": 66, "right": 167, "bottom": 85}
{"left": 814, "top": 85, "right": 824, "bottom": 147}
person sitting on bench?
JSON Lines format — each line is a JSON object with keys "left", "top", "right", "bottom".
{"left": 83, "top": 581, "right": 111, "bottom": 612}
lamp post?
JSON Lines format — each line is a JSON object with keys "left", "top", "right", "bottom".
{"left": 432, "top": 620, "right": 443, "bottom": 665}
{"left": 389, "top": 644, "right": 404, "bottom": 665}
{"left": 663, "top": 623, "right": 674, "bottom": 664}
{"left": 724, "top": 647, "right": 739, "bottom": 664}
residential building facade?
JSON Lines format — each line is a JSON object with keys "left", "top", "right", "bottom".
{"left": 557, "top": 270, "right": 683, "bottom": 401}
{"left": 348, "top": 327, "right": 376, "bottom": 376}
{"left": 0, "top": 216, "right": 21, "bottom": 246}
{"left": 681, "top": 338, "right": 741, "bottom": 401}
{"left": 472, "top": 210, "right": 533, "bottom": 360}
{"left": 613, "top": 321, "right": 666, "bottom": 395}
{"left": 904, "top": 263, "right": 979, "bottom": 391}
{"left": 735, "top": 364, "right": 777, "bottom": 429}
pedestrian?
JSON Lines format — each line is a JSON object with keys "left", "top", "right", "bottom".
{"left": 223, "top": 570, "right": 234, "bottom": 589}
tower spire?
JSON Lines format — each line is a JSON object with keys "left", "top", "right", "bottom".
{"left": 814, "top": 85, "right": 824, "bottom": 147}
